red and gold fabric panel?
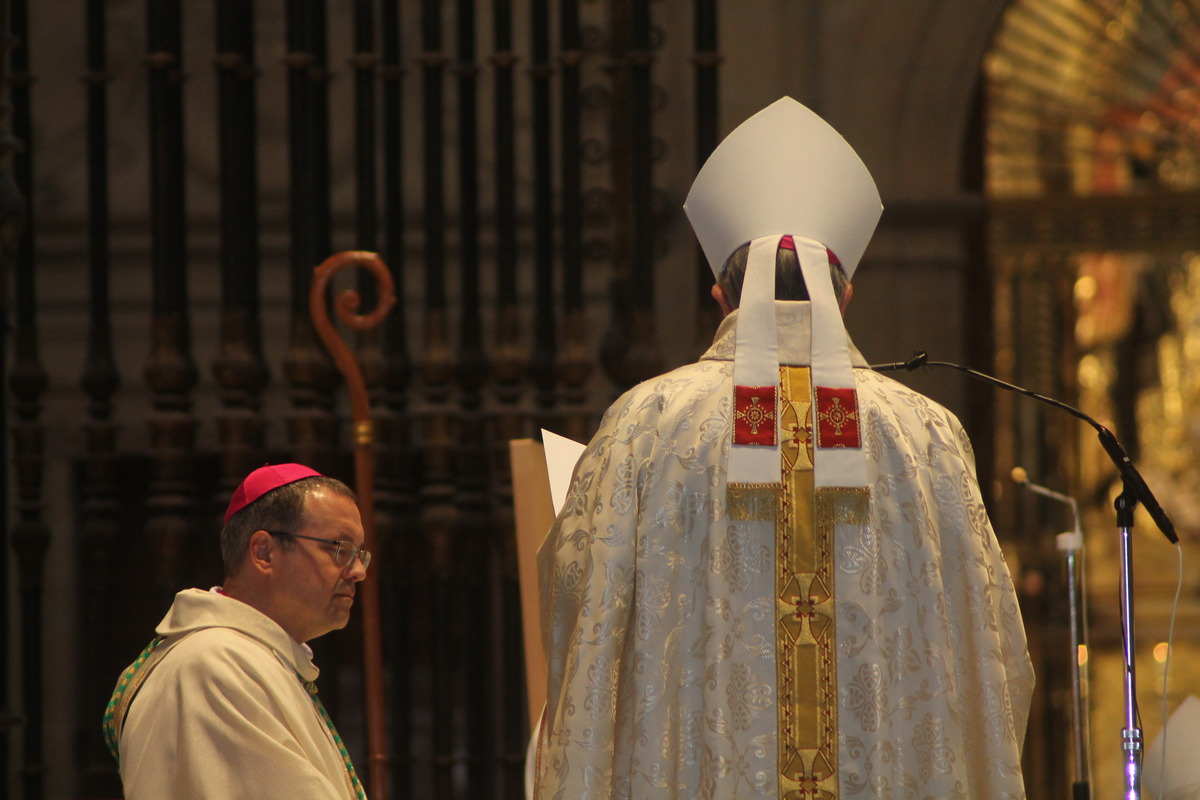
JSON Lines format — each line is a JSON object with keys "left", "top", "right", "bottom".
{"left": 734, "top": 384, "right": 779, "bottom": 446}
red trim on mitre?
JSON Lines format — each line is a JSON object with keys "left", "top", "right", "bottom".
{"left": 733, "top": 385, "right": 778, "bottom": 446}
{"left": 224, "top": 463, "right": 323, "bottom": 522}
{"left": 815, "top": 386, "right": 861, "bottom": 449}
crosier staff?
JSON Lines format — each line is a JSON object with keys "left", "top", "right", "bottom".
{"left": 310, "top": 251, "right": 396, "bottom": 800}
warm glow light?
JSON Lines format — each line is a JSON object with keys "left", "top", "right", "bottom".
{"left": 1075, "top": 275, "right": 1098, "bottom": 302}
{"left": 1154, "top": 642, "right": 1170, "bottom": 663}
{"left": 1077, "top": 644, "right": 1089, "bottom": 666}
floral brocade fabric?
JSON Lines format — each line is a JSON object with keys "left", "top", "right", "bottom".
{"left": 535, "top": 303, "right": 1033, "bottom": 800}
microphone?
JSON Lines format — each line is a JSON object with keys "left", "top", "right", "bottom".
{"left": 1011, "top": 466, "right": 1083, "bottom": 548}
{"left": 873, "top": 351, "right": 1178, "bottom": 545}
{"left": 1011, "top": 466, "right": 1072, "bottom": 505}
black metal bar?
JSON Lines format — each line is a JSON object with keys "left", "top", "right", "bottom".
{"left": 489, "top": 4, "right": 528, "bottom": 794}
{"left": 143, "top": 0, "right": 197, "bottom": 610}
{"left": 285, "top": 0, "right": 332, "bottom": 286}
{"left": 349, "top": 0, "right": 385, "bottom": 560}
{"left": 421, "top": 0, "right": 446, "bottom": 314}
{"left": 215, "top": 0, "right": 260, "bottom": 329}
{"left": 146, "top": 0, "right": 187, "bottom": 321}
{"left": 418, "top": 4, "right": 456, "bottom": 796}
{"left": 560, "top": 1, "right": 582, "bottom": 315}
{"left": 557, "top": 0, "right": 593, "bottom": 435}
{"left": 7, "top": 2, "right": 38, "bottom": 796}
{"left": 78, "top": 0, "right": 122, "bottom": 792}
{"left": 213, "top": 0, "right": 267, "bottom": 508}
{"left": 380, "top": 0, "right": 404, "bottom": 284}
{"left": 493, "top": 0, "right": 517, "bottom": 312}
{"left": 693, "top": 0, "right": 719, "bottom": 315}
{"left": 85, "top": 0, "right": 113, "bottom": 378}
{"left": 489, "top": 0, "right": 525, "bottom": 422}
{"left": 530, "top": 0, "right": 556, "bottom": 413}
{"left": 455, "top": 0, "right": 482, "bottom": 402}
{"left": 353, "top": 0, "right": 377, "bottom": 254}
{"left": 379, "top": 0, "right": 410, "bottom": 399}
{"left": 599, "top": 0, "right": 662, "bottom": 389}
{"left": 282, "top": 0, "right": 337, "bottom": 469}
{"left": 453, "top": 4, "right": 491, "bottom": 794}
{"left": 599, "top": 0, "right": 635, "bottom": 387}
{"left": 377, "top": 2, "right": 411, "bottom": 792}
{"left": 629, "top": 0, "right": 652, "bottom": 309}
{"left": 497, "top": 557, "right": 525, "bottom": 798}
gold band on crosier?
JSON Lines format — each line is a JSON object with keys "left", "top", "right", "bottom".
{"left": 353, "top": 420, "right": 373, "bottom": 446}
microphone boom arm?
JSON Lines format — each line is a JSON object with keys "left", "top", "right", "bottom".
{"left": 872, "top": 351, "right": 1178, "bottom": 545}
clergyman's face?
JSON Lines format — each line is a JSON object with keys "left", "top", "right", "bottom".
{"left": 273, "top": 486, "right": 367, "bottom": 643}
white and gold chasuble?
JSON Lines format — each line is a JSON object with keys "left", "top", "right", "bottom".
{"left": 536, "top": 303, "right": 1033, "bottom": 800}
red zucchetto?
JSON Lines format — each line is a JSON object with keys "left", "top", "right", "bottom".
{"left": 223, "top": 463, "right": 323, "bottom": 522}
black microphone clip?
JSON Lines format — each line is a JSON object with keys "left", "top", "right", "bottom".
{"left": 873, "top": 350, "right": 928, "bottom": 373}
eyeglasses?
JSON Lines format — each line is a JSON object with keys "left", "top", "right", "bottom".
{"left": 267, "top": 531, "right": 372, "bottom": 570}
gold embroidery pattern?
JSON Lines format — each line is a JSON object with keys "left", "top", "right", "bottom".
{"left": 736, "top": 394, "right": 776, "bottom": 435}
{"left": 815, "top": 487, "right": 869, "bottom": 528}
{"left": 776, "top": 366, "right": 838, "bottom": 799}
{"left": 779, "top": 382, "right": 813, "bottom": 472}
{"left": 818, "top": 396, "right": 858, "bottom": 438}
{"left": 729, "top": 482, "right": 782, "bottom": 521}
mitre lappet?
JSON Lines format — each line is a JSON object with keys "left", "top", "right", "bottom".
{"left": 683, "top": 96, "right": 884, "bottom": 520}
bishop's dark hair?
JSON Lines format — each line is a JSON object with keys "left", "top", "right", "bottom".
{"left": 717, "top": 241, "right": 848, "bottom": 308}
{"left": 220, "top": 476, "right": 356, "bottom": 575}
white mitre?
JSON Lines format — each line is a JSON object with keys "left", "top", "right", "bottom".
{"left": 683, "top": 97, "right": 883, "bottom": 512}
{"left": 684, "top": 97, "right": 881, "bottom": 279}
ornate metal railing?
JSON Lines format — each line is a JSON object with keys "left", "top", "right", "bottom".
{"left": 2, "top": 2, "right": 719, "bottom": 799}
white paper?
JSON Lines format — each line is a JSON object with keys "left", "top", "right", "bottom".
{"left": 542, "top": 429, "right": 586, "bottom": 516}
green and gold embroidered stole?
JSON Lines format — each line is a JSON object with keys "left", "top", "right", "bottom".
{"left": 102, "top": 634, "right": 366, "bottom": 800}
{"left": 103, "top": 636, "right": 166, "bottom": 768}
{"left": 299, "top": 676, "right": 367, "bottom": 800}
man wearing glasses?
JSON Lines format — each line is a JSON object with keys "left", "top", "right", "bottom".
{"left": 104, "top": 463, "right": 371, "bottom": 800}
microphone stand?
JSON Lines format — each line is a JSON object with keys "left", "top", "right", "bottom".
{"left": 873, "top": 352, "right": 1179, "bottom": 800}
{"left": 1014, "top": 471, "right": 1091, "bottom": 800}
{"left": 1064, "top": 523, "right": 1093, "bottom": 800}
{"left": 1116, "top": 484, "right": 1142, "bottom": 800}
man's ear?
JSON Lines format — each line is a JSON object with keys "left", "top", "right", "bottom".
{"left": 839, "top": 282, "right": 854, "bottom": 316}
{"left": 711, "top": 283, "right": 734, "bottom": 317}
{"left": 247, "top": 530, "right": 275, "bottom": 573}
